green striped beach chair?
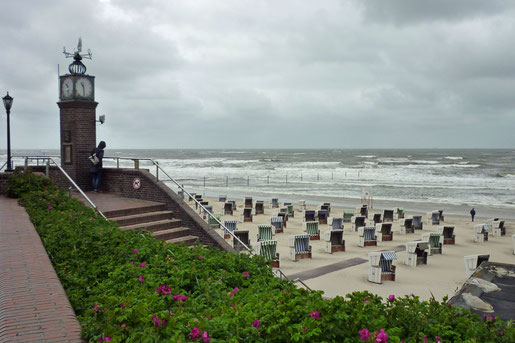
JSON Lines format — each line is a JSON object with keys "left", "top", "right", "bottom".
{"left": 343, "top": 210, "right": 354, "bottom": 223}
{"left": 422, "top": 232, "right": 443, "bottom": 255}
{"left": 286, "top": 205, "right": 294, "bottom": 218}
{"left": 288, "top": 234, "right": 312, "bottom": 261}
{"left": 208, "top": 214, "right": 221, "bottom": 228}
{"left": 257, "top": 225, "right": 274, "bottom": 242}
{"left": 259, "top": 240, "right": 279, "bottom": 267}
{"left": 304, "top": 221, "right": 320, "bottom": 240}
{"left": 396, "top": 207, "right": 404, "bottom": 219}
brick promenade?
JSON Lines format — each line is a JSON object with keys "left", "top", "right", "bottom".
{"left": 0, "top": 196, "right": 83, "bottom": 343}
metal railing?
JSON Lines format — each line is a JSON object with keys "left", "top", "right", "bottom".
{"left": 274, "top": 269, "right": 312, "bottom": 291}
{"left": 19, "top": 156, "right": 106, "bottom": 220}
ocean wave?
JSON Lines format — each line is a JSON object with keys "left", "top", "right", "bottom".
{"left": 356, "top": 155, "right": 376, "bottom": 158}
{"left": 445, "top": 156, "right": 463, "bottom": 160}
{"left": 363, "top": 161, "right": 378, "bottom": 166}
{"left": 496, "top": 172, "right": 515, "bottom": 178}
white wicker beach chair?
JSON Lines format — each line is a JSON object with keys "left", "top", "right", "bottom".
{"left": 270, "top": 216, "right": 284, "bottom": 233}
{"left": 288, "top": 234, "right": 312, "bottom": 261}
{"left": 368, "top": 251, "right": 397, "bottom": 284}
{"left": 464, "top": 254, "right": 490, "bottom": 277}
{"left": 323, "top": 228, "right": 345, "bottom": 253}
{"left": 404, "top": 241, "right": 429, "bottom": 267}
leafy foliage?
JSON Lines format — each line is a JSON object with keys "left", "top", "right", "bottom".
{"left": 9, "top": 171, "right": 514, "bottom": 342}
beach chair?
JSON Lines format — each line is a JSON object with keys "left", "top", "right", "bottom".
{"left": 321, "top": 203, "right": 330, "bottom": 214}
{"left": 242, "top": 208, "right": 253, "bottom": 222}
{"left": 473, "top": 224, "right": 489, "bottom": 243}
{"left": 464, "top": 254, "right": 490, "bottom": 277}
{"left": 208, "top": 214, "right": 221, "bottom": 228}
{"left": 244, "top": 197, "right": 253, "bottom": 209}
{"left": 278, "top": 212, "right": 288, "bottom": 227}
{"left": 299, "top": 200, "right": 306, "bottom": 211}
{"left": 352, "top": 216, "right": 366, "bottom": 232}
{"left": 229, "top": 200, "right": 237, "bottom": 211}
{"left": 358, "top": 226, "right": 377, "bottom": 247}
{"left": 343, "top": 210, "right": 354, "bottom": 223}
{"left": 400, "top": 218, "right": 414, "bottom": 234}
{"left": 223, "top": 220, "right": 237, "bottom": 239}
{"left": 404, "top": 241, "right": 429, "bottom": 267}
{"left": 368, "top": 251, "right": 397, "bottom": 284}
{"left": 271, "top": 217, "right": 284, "bottom": 233}
{"left": 331, "top": 217, "right": 343, "bottom": 231}
{"left": 224, "top": 202, "right": 233, "bottom": 215}
{"left": 288, "top": 234, "right": 312, "bottom": 261}
{"left": 395, "top": 207, "right": 405, "bottom": 219}
{"left": 413, "top": 216, "right": 423, "bottom": 230}
{"left": 287, "top": 205, "right": 295, "bottom": 218}
{"left": 257, "top": 225, "right": 274, "bottom": 242}
{"left": 194, "top": 194, "right": 203, "bottom": 204}
{"left": 359, "top": 205, "right": 368, "bottom": 218}
{"left": 258, "top": 240, "right": 280, "bottom": 268}
{"left": 255, "top": 201, "right": 265, "bottom": 215}
{"left": 304, "top": 210, "right": 316, "bottom": 222}
{"left": 421, "top": 232, "right": 443, "bottom": 255}
{"left": 189, "top": 193, "right": 196, "bottom": 202}
{"left": 304, "top": 221, "right": 320, "bottom": 240}
{"left": 383, "top": 210, "right": 394, "bottom": 223}
{"left": 218, "top": 194, "right": 227, "bottom": 202}
{"left": 318, "top": 210, "right": 328, "bottom": 225}
{"left": 437, "top": 226, "right": 455, "bottom": 245}
{"left": 198, "top": 201, "right": 208, "bottom": 213}
{"left": 376, "top": 223, "right": 393, "bottom": 241}
{"left": 499, "top": 221, "right": 506, "bottom": 236}
{"left": 372, "top": 213, "right": 382, "bottom": 225}
{"left": 438, "top": 210, "right": 444, "bottom": 222}
{"left": 427, "top": 211, "right": 440, "bottom": 225}
{"left": 232, "top": 230, "right": 250, "bottom": 252}
{"left": 202, "top": 205, "right": 213, "bottom": 219}
{"left": 489, "top": 220, "right": 502, "bottom": 237}
{"left": 271, "top": 198, "right": 279, "bottom": 208}
{"left": 324, "top": 228, "right": 345, "bottom": 253}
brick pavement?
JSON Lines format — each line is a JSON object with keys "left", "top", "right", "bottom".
{"left": 0, "top": 196, "right": 83, "bottom": 343}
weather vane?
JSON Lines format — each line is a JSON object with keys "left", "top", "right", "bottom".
{"left": 63, "top": 38, "right": 92, "bottom": 75}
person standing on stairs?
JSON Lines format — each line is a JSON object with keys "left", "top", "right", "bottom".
{"left": 90, "top": 141, "right": 106, "bottom": 192}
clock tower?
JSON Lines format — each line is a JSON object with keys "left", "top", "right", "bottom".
{"left": 58, "top": 38, "right": 97, "bottom": 189}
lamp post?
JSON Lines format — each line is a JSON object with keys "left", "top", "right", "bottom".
{"left": 2, "top": 92, "right": 13, "bottom": 172}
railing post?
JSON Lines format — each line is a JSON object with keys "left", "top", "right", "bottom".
{"left": 155, "top": 161, "right": 159, "bottom": 181}
{"left": 45, "top": 159, "right": 50, "bottom": 177}
{"left": 24, "top": 157, "right": 28, "bottom": 171}
{"left": 116, "top": 157, "right": 120, "bottom": 168}
{"left": 68, "top": 186, "right": 72, "bottom": 198}
{"left": 134, "top": 159, "right": 139, "bottom": 169}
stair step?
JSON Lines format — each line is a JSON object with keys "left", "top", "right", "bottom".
{"left": 119, "top": 219, "right": 182, "bottom": 232}
{"left": 152, "top": 227, "right": 191, "bottom": 241}
{"left": 110, "top": 211, "right": 174, "bottom": 226}
{"left": 166, "top": 235, "right": 199, "bottom": 246}
{"left": 104, "top": 203, "right": 167, "bottom": 219}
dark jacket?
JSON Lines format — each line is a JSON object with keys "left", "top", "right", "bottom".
{"left": 90, "top": 141, "right": 106, "bottom": 172}
{"left": 470, "top": 209, "right": 476, "bottom": 216}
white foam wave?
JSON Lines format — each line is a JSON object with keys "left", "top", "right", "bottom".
{"left": 356, "top": 155, "right": 376, "bottom": 158}
{"left": 445, "top": 156, "right": 463, "bottom": 160}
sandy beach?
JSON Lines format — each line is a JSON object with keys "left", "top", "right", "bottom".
{"left": 187, "top": 195, "right": 514, "bottom": 301}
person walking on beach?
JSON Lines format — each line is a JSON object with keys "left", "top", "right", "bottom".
{"left": 90, "top": 141, "right": 106, "bottom": 192}
{"left": 470, "top": 208, "right": 476, "bottom": 222}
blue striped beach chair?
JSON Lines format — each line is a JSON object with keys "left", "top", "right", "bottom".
{"left": 271, "top": 217, "right": 284, "bottom": 233}
{"left": 331, "top": 217, "right": 343, "bottom": 231}
{"left": 358, "top": 226, "right": 377, "bottom": 247}
{"left": 288, "top": 234, "right": 312, "bottom": 261}
{"left": 324, "top": 228, "right": 345, "bottom": 253}
{"left": 304, "top": 210, "right": 316, "bottom": 222}
{"left": 257, "top": 225, "right": 274, "bottom": 242}
{"left": 304, "top": 221, "right": 320, "bottom": 240}
{"left": 258, "top": 240, "right": 280, "bottom": 267}
{"left": 208, "top": 214, "right": 221, "bottom": 228}
{"left": 318, "top": 210, "right": 328, "bottom": 224}
{"left": 271, "top": 198, "right": 279, "bottom": 208}
{"left": 427, "top": 211, "right": 440, "bottom": 225}
{"left": 368, "top": 251, "right": 397, "bottom": 284}
{"left": 343, "top": 210, "right": 354, "bottom": 223}
{"left": 224, "top": 220, "right": 237, "bottom": 239}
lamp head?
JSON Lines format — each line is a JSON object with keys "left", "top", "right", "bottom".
{"left": 2, "top": 92, "right": 13, "bottom": 111}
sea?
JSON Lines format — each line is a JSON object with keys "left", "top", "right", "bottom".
{"left": 5, "top": 149, "right": 515, "bottom": 218}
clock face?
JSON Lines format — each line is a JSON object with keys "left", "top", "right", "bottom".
{"left": 61, "top": 78, "right": 73, "bottom": 98}
{"left": 76, "top": 77, "right": 93, "bottom": 97}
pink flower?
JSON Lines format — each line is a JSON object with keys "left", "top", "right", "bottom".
{"left": 388, "top": 294, "right": 395, "bottom": 302}
{"left": 359, "top": 328, "right": 370, "bottom": 341}
{"left": 242, "top": 272, "right": 250, "bottom": 278}
{"left": 374, "top": 329, "right": 388, "bottom": 343}
{"left": 199, "top": 255, "right": 203, "bottom": 261}
{"left": 132, "top": 249, "right": 139, "bottom": 254}
{"left": 232, "top": 304, "right": 235, "bottom": 308}
{"left": 98, "top": 337, "right": 111, "bottom": 342}
{"left": 190, "top": 327, "right": 201, "bottom": 340}
{"left": 89, "top": 217, "right": 95, "bottom": 220}
{"left": 310, "top": 311, "right": 320, "bottom": 320}
{"left": 201, "top": 331, "right": 210, "bottom": 343}
{"left": 47, "top": 206, "right": 53, "bottom": 210}
{"left": 173, "top": 294, "right": 188, "bottom": 302}
{"left": 92, "top": 304, "right": 99, "bottom": 310}
{"left": 435, "top": 337, "right": 442, "bottom": 342}
{"left": 164, "top": 241, "right": 168, "bottom": 246}
{"left": 233, "top": 287, "right": 239, "bottom": 292}
{"left": 139, "top": 275, "right": 144, "bottom": 283}
{"left": 423, "top": 337, "right": 428, "bottom": 343}
{"left": 252, "top": 319, "right": 260, "bottom": 328}
{"left": 138, "top": 262, "right": 146, "bottom": 268}
{"left": 155, "top": 284, "right": 172, "bottom": 295}
{"left": 364, "top": 298, "right": 370, "bottom": 303}
{"left": 152, "top": 315, "right": 166, "bottom": 327}
{"left": 218, "top": 279, "right": 222, "bottom": 282}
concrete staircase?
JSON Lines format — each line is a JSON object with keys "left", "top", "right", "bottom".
{"left": 104, "top": 202, "right": 199, "bottom": 246}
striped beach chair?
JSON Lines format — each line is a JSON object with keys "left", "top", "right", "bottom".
{"left": 358, "top": 226, "right": 377, "bottom": 247}
{"left": 368, "top": 251, "right": 397, "bottom": 284}
{"left": 343, "top": 210, "right": 354, "bottom": 223}
{"left": 233, "top": 230, "right": 250, "bottom": 252}
{"left": 324, "top": 228, "right": 345, "bottom": 253}
{"left": 288, "top": 234, "right": 312, "bottom": 261}
{"left": 257, "top": 225, "right": 274, "bottom": 242}
{"left": 286, "top": 205, "right": 294, "bottom": 218}
{"left": 422, "top": 232, "right": 443, "bottom": 255}
{"left": 304, "top": 210, "right": 316, "bottom": 222}
{"left": 383, "top": 209, "right": 394, "bottom": 223}
{"left": 244, "top": 197, "right": 253, "bottom": 209}
{"left": 396, "top": 207, "right": 405, "bottom": 219}
{"left": 271, "top": 217, "right": 284, "bottom": 233}
{"left": 202, "top": 205, "right": 213, "bottom": 219}
{"left": 208, "top": 214, "right": 221, "bottom": 228}
{"left": 352, "top": 216, "right": 366, "bottom": 232}
{"left": 474, "top": 224, "right": 489, "bottom": 243}
{"left": 224, "top": 202, "right": 233, "bottom": 215}
{"left": 427, "top": 211, "right": 440, "bottom": 225}
{"left": 413, "top": 216, "right": 423, "bottom": 230}
{"left": 271, "top": 198, "right": 279, "bottom": 208}
{"left": 318, "top": 210, "right": 328, "bottom": 224}
{"left": 376, "top": 223, "right": 393, "bottom": 241}
{"left": 218, "top": 194, "right": 227, "bottom": 202}
{"left": 258, "top": 240, "right": 280, "bottom": 267}
{"left": 331, "top": 217, "right": 343, "bottom": 231}
{"left": 437, "top": 226, "right": 455, "bottom": 244}
{"left": 304, "top": 221, "right": 320, "bottom": 240}
{"left": 255, "top": 201, "right": 265, "bottom": 215}
{"left": 224, "top": 220, "right": 237, "bottom": 239}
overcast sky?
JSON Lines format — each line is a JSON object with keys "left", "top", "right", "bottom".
{"left": 1, "top": 0, "right": 515, "bottom": 149}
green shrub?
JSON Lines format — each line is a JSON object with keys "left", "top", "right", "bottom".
{"left": 9, "top": 172, "right": 514, "bottom": 342}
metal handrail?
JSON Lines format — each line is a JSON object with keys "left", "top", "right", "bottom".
{"left": 0, "top": 161, "right": 7, "bottom": 171}
{"left": 274, "top": 269, "right": 312, "bottom": 291}
{"left": 22, "top": 156, "right": 106, "bottom": 220}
